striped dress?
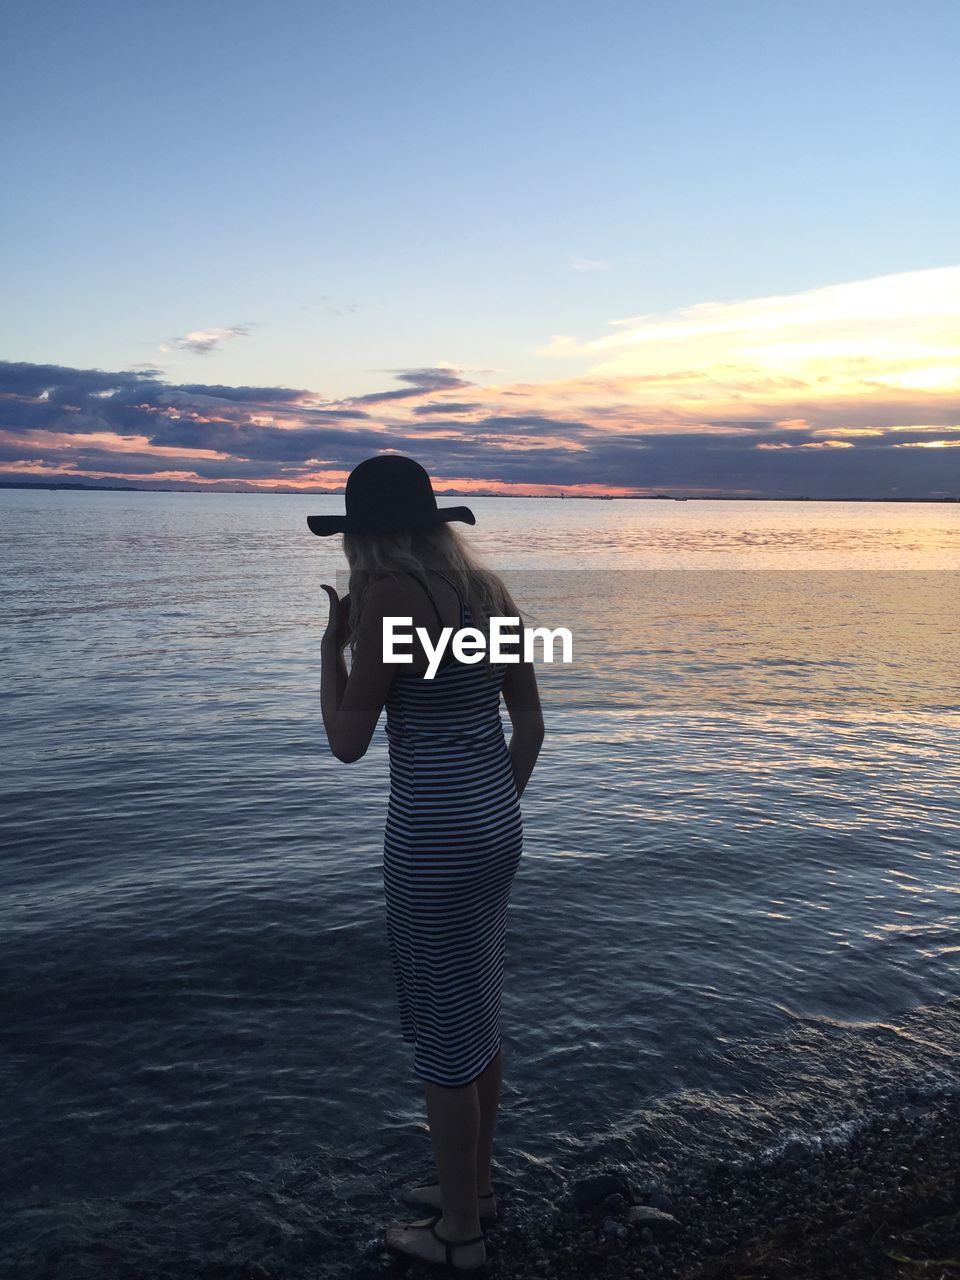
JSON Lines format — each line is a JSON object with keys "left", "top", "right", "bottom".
{"left": 381, "top": 570, "right": 523, "bottom": 1086}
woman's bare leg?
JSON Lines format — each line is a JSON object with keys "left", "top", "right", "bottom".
{"left": 385, "top": 1079, "right": 486, "bottom": 1266}
{"left": 424, "top": 1079, "right": 482, "bottom": 1237}
{"left": 402, "top": 1047, "right": 504, "bottom": 1213}
{"left": 474, "top": 1045, "right": 503, "bottom": 1194}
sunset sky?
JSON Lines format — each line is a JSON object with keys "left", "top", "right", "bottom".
{"left": 1, "top": 0, "right": 958, "bottom": 498}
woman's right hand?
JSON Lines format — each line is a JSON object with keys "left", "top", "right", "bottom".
{"left": 321, "top": 585, "right": 352, "bottom": 651}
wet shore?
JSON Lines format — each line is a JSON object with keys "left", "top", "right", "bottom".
{"left": 455, "top": 1091, "right": 960, "bottom": 1280}
{"left": 4, "top": 1090, "right": 958, "bottom": 1278}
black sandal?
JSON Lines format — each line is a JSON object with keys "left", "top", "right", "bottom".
{"left": 400, "top": 1183, "right": 499, "bottom": 1226}
{"left": 383, "top": 1211, "right": 490, "bottom": 1275}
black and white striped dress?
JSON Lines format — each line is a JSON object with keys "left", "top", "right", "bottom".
{"left": 381, "top": 570, "right": 523, "bottom": 1086}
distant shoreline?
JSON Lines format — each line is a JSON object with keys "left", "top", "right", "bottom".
{"left": 0, "top": 480, "right": 957, "bottom": 503}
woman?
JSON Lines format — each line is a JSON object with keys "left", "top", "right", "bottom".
{"left": 309, "top": 455, "right": 544, "bottom": 1273}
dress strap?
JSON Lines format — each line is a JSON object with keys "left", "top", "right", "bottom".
{"left": 413, "top": 573, "right": 446, "bottom": 631}
{"left": 429, "top": 568, "right": 465, "bottom": 628}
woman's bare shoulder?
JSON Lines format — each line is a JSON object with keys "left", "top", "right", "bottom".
{"left": 360, "top": 572, "right": 422, "bottom": 608}
{"left": 351, "top": 575, "right": 399, "bottom": 621}
{"left": 356, "top": 573, "right": 437, "bottom": 628}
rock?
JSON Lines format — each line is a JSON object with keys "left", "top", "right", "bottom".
{"left": 571, "top": 1171, "right": 632, "bottom": 1210}
{"left": 601, "top": 1192, "right": 627, "bottom": 1212}
{"left": 627, "top": 1204, "right": 679, "bottom": 1228}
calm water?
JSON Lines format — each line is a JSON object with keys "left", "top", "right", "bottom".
{"left": 2, "top": 490, "right": 959, "bottom": 1277}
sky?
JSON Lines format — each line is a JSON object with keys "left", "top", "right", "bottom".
{"left": 1, "top": 0, "right": 958, "bottom": 498}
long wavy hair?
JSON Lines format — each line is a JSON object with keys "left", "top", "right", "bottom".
{"left": 342, "top": 522, "right": 522, "bottom": 665}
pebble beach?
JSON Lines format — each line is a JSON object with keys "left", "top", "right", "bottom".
{"left": 7, "top": 1085, "right": 957, "bottom": 1278}
{"left": 359, "top": 1089, "right": 960, "bottom": 1280}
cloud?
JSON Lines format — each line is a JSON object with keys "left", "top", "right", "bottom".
{"left": 303, "top": 293, "right": 362, "bottom": 316}
{"left": 571, "top": 258, "right": 612, "bottom": 272}
{"left": 537, "top": 267, "right": 960, "bottom": 416}
{"left": 348, "top": 367, "right": 475, "bottom": 405}
{"left": 3, "top": 267, "right": 959, "bottom": 497}
{"left": 413, "top": 402, "right": 483, "bottom": 415}
{"left": 162, "top": 324, "right": 258, "bottom": 356}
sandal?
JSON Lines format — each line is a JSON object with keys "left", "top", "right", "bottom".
{"left": 383, "top": 1210, "right": 490, "bottom": 1275}
{"left": 400, "top": 1182, "right": 499, "bottom": 1226}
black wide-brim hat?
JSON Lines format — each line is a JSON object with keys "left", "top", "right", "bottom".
{"left": 306, "top": 454, "right": 476, "bottom": 536}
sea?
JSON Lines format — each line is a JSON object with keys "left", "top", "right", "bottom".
{"left": 1, "top": 488, "right": 958, "bottom": 1277}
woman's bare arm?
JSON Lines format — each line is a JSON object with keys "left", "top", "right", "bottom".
{"left": 501, "top": 657, "right": 544, "bottom": 799}
{"left": 320, "top": 580, "right": 403, "bottom": 763}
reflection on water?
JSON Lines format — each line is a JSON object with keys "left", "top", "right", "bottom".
{"left": 505, "top": 570, "right": 959, "bottom": 713}
{"left": 0, "top": 489, "right": 958, "bottom": 1277}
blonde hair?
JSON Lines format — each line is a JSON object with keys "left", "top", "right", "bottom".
{"left": 342, "top": 523, "right": 521, "bottom": 663}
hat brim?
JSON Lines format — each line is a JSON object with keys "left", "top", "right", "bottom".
{"left": 307, "top": 505, "right": 476, "bottom": 537}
